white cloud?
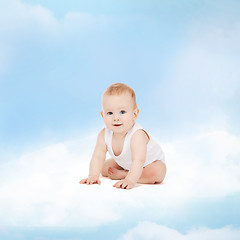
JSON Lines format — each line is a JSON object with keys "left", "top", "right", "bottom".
{"left": 159, "top": 21, "right": 240, "bottom": 119}
{"left": 162, "top": 129, "right": 240, "bottom": 201}
{"left": 0, "top": 0, "right": 109, "bottom": 75}
{"left": 0, "top": 134, "right": 147, "bottom": 228}
{"left": 119, "top": 221, "right": 240, "bottom": 240}
{"left": 0, "top": 0, "right": 58, "bottom": 32}
{"left": 0, "top": 128, "right": 239, "bottom": 227}
{"left": 0, "top": 0, "right": 59, "bottom": 75}
{"left": 0, "top": 0, "right": 108, "bottom": 37}
{"left": 170, "top": 43, "right": 239, "bottom": 100}
{"left": 63, "top": 12, "right": 107, "bottom": 30}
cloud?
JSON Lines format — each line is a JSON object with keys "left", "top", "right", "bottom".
{"left": 0, "top": 0, "right": 110, "bottom": 77}
{"left": 134, "top": 128, "right": 240, "bottom": 209}
{"left": 0, "top": 0, "right": 109, "bottom": 39}
{"left": 0, "top": 134, "right": 148, "bottom": 228}
{"left": 0, "top": 2, "right": 239, "bottom": 228}
{"left": 170, "top": 21, "right": 240, "bottom": 98}
{"left": 156, "top": 20, "right": 240, "bottom": 128}
{"left": 0, "top": 0, "right": 58, "bottom": 75}
{"left": 63, "top": 12, "right": 107, "bottom": 31}
{"left": 162, "top": 129, "right": 240, "bottom": 201}
{"left": 0, "top": 134, "right": 118, "bottom": 227}
{"left": 0, "top": 127, "right": 239, "bottom": 228}
{"left": 0, "top": 0, "right": 58, "bottom": 32}
{"left": 119, "top": 221, "right": 240, "bottom": 240}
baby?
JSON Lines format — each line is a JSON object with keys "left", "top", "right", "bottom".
{"left": 80, "top": 83, "right": 166, "bottom": 189}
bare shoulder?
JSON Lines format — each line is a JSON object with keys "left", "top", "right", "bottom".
{"left": 131, "top": 129, "right": 149, "bottom": 146}
{"left": 97, "top": 128, "right": 105, "bottom": 143}
{"left": 98, "top": 128, "right": 105, "bottom": 137}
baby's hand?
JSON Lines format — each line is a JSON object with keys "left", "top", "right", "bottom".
{"left": 113, "top": 178, "right": 135, "bottom": 189}
{"left": 79, "top": 175, "right": 101, "bottom": 185}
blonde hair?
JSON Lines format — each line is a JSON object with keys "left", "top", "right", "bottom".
{"left": 103, "top": 82, "right": 137, "bottom": 108}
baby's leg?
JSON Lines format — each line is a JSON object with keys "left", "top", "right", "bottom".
{"left": 101, "top": 158, "right": 125, "bottom": 178}
{"left": 138, "top": 160, "right": 166, "bottom": 184}
{"left": 104, "top": 160, "right": 166, "bottom": 184}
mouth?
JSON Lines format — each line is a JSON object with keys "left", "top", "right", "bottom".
{"left": 113, "top": 124, "right": 122, "bottom": 127}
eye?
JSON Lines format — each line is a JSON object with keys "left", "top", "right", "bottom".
{"left": 120, "top": 110, "right": 126, "bottom": 114}
{"left": 107, "top": 112, "right": 113, "bottom": 115}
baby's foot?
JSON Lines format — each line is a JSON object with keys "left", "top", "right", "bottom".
{"left": 108, "top": 167, "right": 128, "bottom": 180}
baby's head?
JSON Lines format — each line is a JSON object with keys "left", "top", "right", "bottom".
{"left": 103, "top": 82, "right": 137, "bottom": 108}
{"left": 101, "top": 83, "right": 139, "bottom": 133}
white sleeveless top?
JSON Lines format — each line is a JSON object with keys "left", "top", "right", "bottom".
{"left": 104, "top": 122, "right": 165, "bottom": 170}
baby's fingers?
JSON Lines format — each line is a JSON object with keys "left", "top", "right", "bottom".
{"left": 87, "top": 178, "right": 99, "bottom": 185}
{"left": 113, "top": 181, "right": 119, "bottom": 188}
{"left": 87, "top": 178, "right": 92, "bottom": 185}
{"left": 79, "top": 177, "right": 101, "bottom": 185}
{"left": 126, "top": 184, "right": 133, "bottom": 189}
{"left": 113, "top": 180, "right": 133, "bottom": 189}
{"left": 79, "top": 178, "right": 87, "bottom": 184}
{"left": 121, "top": 182, "right": 128, "bottom": 189}
{"left": 113, "top": 180, "right": 123, "bottom": 188}
{"left": 97, "top": 179, "right": 101, "bottom": 185}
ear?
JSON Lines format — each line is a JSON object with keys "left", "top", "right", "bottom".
{"left": 133, "top": 108, "right": 139, "bottom": 120}
{"left": 100, "top": 111, "right": 103, "bottom": 118}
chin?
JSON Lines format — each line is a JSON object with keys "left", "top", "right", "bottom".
{"left": 113, "top": 127, "right": 126, "bottom": 133}
{"left": 113, "top": 128, "right": 124, "bottom": 132}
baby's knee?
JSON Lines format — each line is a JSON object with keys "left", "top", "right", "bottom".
{"left": 142, "top": 167, "right": 155, "bottom": 179}
{"left": 140, "top": 168, "right": 156, "bottom": 184}
{"left": 142, "top": 162, "right": 166, "bottom": 183}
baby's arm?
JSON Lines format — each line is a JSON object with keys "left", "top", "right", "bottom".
{"left": 79, "top": 128, "right": 107, "bottom": 185}
{"left": 113, "top": 130, "right": 148, "bottom": 189}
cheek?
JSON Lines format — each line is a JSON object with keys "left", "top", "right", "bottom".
{"left": 104, "top": 116, "right": 112, "bottom": 124}
{"left": 122, "top": 114, "right": 133, "bottom": 122}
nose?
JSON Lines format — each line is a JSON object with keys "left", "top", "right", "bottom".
{"left": 113, "top": 113, "right": 120, "bottom": 121}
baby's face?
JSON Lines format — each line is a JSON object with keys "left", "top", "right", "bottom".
{"left": 101, "top": 92, "right": 139, "bottom": 134}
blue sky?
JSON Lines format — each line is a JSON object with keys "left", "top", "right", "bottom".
{"left": 0, "top": 0, "right": 240, "bottom": 239}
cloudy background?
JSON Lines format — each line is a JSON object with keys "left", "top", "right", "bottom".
{"left": 0, "top": 0, "right": 240, "bottom": 239}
